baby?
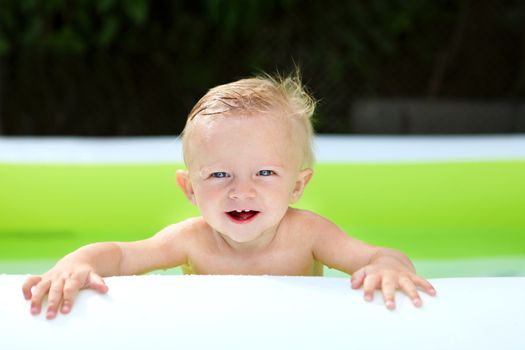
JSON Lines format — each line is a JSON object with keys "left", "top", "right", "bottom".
{"left": 22, "top": 73, "right": 435, "bottom": 319}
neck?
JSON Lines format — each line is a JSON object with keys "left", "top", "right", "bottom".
{"left": 213, "top": 223, "right": 282, "bottom": 254}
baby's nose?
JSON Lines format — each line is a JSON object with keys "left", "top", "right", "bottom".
{"left": 228, "top": 180, "right": 256, "bottom": 199}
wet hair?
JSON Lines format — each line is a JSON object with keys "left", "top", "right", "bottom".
{"left": 181, "top": 72, "right": 316, "bottom": 169}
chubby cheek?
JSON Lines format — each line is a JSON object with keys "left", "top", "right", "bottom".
{"left": 192, "top": 184, "right": 223, "bottom": 213}
{"left": 275, "top": 178, "right": 297, "bottom": 202}
{"left": 263, "top": 182, "right": 295, "bottom": 211}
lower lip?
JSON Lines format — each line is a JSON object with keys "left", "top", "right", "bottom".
{"left": 225, "top": 212, "right": 260, "bottom": 224}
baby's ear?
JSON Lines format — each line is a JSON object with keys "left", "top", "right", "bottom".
{"left": 176, "top": 170, "right": 196, "bottom": 205}
{"left": 290, "top": 168, "right": 313, "bottom": 204}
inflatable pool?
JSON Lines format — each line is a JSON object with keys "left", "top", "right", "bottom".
{"left": 1, "top": 275, "right": 524, "bottom": 350}
{"left": 1, "top": 137, "right": 524, "bottom": 348}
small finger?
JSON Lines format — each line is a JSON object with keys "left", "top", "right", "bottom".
{"left": 411, "top": 275, "right": 437, "bottom": 296}
{"left": 87, "top": 272, "right": 108, "bottom": 294}
{"left": 362, "top": 274, "right": 380, "bottom": 302}
{"left": 46, "top": 279, "right": 65, "bottom": 320}
{"left": 22, "top": 276, "right": 42, "bottom": 300}
{"left": 351, "top": 268, "right": 366, "bottom": 289}
{"left": 61, "top": 279, "right": 82, "bottom": 314}
{"left": 399, "top": 277, "right": 422, "bottom": 307}
{"left": 30, "top": 279, "right": 52, "bottom": 315}
{"left": 381, "top": 276, "right": 397, "bottom": 310}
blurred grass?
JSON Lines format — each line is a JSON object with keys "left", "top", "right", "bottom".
{"left": 1, "top": 161, "right": 524, "bottom": 261}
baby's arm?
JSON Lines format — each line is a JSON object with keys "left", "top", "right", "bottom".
{"left": 22, "top": 222, "right": 191, "bottom": 319}
{"left": 308, "top": 213, "right": 436, "bottom": 310}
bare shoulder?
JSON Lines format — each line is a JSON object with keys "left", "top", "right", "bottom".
{"left": 288, "top": 209, "right": 378, "bottom": 274}
{"left": 115, "top": 217, "right": 210, "bottom": 274}
{"left": 152, "top": 217, "right": 209, "bottom": 246}
{"left": 280, "top": 208, "right": 346, "bottom": 245}
{"left": 130, "top": 217, "right": 210, "bottom": 270}
{"left": 285, "top": 207, "right": 371, "bottom": 249}
{"left": 284, "top": 208, "right": 342, "bottom": 239}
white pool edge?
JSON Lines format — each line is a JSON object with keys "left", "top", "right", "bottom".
{"left": 1, "top": 135, "right": 525, "bottom": 163}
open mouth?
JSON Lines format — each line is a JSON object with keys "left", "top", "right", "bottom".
{"left": 226, "top": 210, "right": 260, "bottom": 223}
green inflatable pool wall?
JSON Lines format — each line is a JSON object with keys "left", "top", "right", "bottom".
{"left": 1, "top": 161, "right": 524, "bottom": 261}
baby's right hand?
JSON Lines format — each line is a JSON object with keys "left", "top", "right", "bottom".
{"left": 22, "top": 263, "right": 108, "bottom": 319}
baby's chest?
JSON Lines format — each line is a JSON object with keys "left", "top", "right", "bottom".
{"left": 186, "top": 249, "right": 321, "bottom": 276}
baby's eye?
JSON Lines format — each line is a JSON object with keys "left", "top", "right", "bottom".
{"left": 211, "top": 172, "right": 230, "bottom": 178}
{"left": 257, "top": 170, "right": 275, "bottom": 176}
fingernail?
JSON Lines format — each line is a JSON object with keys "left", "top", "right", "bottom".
{"left": 413, "top": 298, "right": 422, "bottom": 307}
{"left": 61, "top": 305, "right": 70, "bottom": 313}
{"left": 31, "top": 306, "right": 39, "bottom": 315}
{"left": 386, "top": 301, "right": 395, "bottom": 309}
{"left": 46, "top": 311, "right": 55, "bottom": 319}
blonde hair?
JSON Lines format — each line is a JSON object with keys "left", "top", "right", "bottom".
{"left": 181, "top": 72, "right": 316, "bottom": 169}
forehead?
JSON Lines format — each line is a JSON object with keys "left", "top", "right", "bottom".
{"left": 185, "top": 113, "right": 299, "bottom": 168}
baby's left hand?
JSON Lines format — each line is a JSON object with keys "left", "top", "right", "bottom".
{"left": 350, "top": 263, "right": 436, "bottom": 310}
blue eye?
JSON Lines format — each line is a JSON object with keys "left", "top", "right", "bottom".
{"left": 211, "top": 172, "right": 229, "bottom": 178}
{"left": 258, "top": 170, "right": 275, "bottom": 176}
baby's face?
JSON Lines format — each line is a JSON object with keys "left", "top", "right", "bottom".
{"left": 181, "top": 113, "right": 311, "bottom": 247}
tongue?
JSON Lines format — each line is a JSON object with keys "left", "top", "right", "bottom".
{"left": 230, "top": 211, "right": 257, "bottom": 221}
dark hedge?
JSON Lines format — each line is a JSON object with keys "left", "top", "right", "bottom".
{"left": 0, "top": 0, "right": 524, "bottom": 135}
